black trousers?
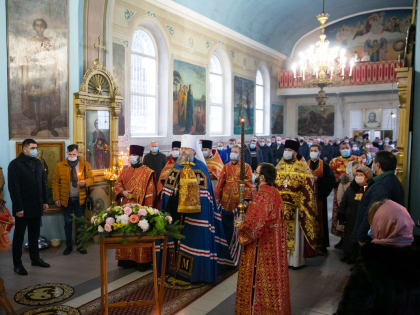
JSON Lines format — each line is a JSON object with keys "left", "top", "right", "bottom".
{"left": 12, "top": 217, "right": 41, "bottom": 266}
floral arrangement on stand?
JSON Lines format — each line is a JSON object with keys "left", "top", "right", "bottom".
{"left": 76, "top": 204, "right": 183, "bottom": 249}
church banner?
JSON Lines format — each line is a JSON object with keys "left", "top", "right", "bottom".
{"left": 234, "top": 76, "right": 255, "bottom": 135}
{"left": 7, "top": 0, "right": 69, "bottom": 139}
{"left": 173, "top": 59, "right": 206, "bottom": 135}
{"left": 297, "top": 105, "right": 334, "bottom": 136}
{"left": 271, "top": 104, "right": 284, "bottom": 135}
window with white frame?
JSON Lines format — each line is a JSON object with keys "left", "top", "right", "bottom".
{"left": 130, "top": 29, "right": 157, "bottom": 136}
{"left": 255, "top": 70, "right": 264, "bottom": 134}
{"left": 209, "top": 55, "right": 224, "bottom": 134}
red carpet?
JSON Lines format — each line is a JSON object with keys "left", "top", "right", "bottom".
{"left": 78, "top": 270, "right": 236, "bottom": 315}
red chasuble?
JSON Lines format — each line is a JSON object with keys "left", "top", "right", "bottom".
{"left": 214, "top": 161, "right": 253, "bottom": 211}
{"left": 156, "top": 157, "right": 176, "bottom": 200}
{"left": 205, "top": 149, "right": 224, "bottom": 180}
{"left": 235, "top": 185, "right": 291, "bottom": 315}
{"left": 329, "top": 155, "right": 361, "bottom": 237}
{"left": 114, "top": 165, "right": 156, "bottom": 263}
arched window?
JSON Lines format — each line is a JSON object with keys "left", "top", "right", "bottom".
{"left": 255, "top": 70, "right": 264, "bottom": 134}
{"left": 130, "top": 29, "right": 157, "bottom": 136}
{"left": 209, "top": 55, "right": 224, "bottom": 135}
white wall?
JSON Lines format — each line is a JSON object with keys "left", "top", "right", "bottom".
{"left": 110, "top": 0, "right": 284, "bottom": 152}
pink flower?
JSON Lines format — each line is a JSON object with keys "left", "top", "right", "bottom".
{"left": 104, "top": 223, "right": 112, "bottom": 232}
{"left": 138, "top": 208, "right": 147, "bottom": 216}
{"left": 105, "top": 217, "right": 115, "bottom": 225}
{"left": 124, "top": 207, "right": 133, "bottom": 216}
{"left": 106, "top": 207, "right": 111, "bottom": 212}
{"left": 129, "top": 214, "right": 139, "bottom": 224}
{"left": 167, "top": 216, "right": 173, "bottom": 224}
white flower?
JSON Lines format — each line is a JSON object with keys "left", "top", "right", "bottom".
{"left": 138, "top": 219, "right": 149, "bottom": 232}
{"left": 102, "top": 213, "right": 108, "bottom": 219}
{"left": 91, "top": 215, "right": 97, "bottom": 224}
{"left": 118, "top": 214, "right": 129, "bottom": 225}
{"left": 98, "top": 225, "right": 104, "bottom": 233}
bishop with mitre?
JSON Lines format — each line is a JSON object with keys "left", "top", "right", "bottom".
{"left": 157, "top": 134, "right": 231, "bottom": 283}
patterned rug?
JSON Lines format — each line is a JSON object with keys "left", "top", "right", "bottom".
{"left": 78, "top": 270, "right": 236, "bottom": 315}
{"left": 22, "top": 305, "right": 80, "bottom": 315}
{"left": 14, "top": 283, "right": 74, "bottom": 306}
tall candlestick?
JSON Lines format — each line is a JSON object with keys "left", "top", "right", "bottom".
{"left": 240, "top": 118, "right": 245, "bottom": 180}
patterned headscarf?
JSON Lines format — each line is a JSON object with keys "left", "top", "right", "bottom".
{"left": 371, "top": 199, "right": 414, "bottom": 247}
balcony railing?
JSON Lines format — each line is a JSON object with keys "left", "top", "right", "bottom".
{"left": 278, "top": 60, "right": 402, "bottom": 89}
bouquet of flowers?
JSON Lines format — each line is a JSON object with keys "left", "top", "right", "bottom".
{"left": 76, "top": 204, "right": 183, "bottom": 250}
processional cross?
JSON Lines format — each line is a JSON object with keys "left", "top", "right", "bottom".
{"left": 94, "top": 35, "right": 106, "bottom": 65}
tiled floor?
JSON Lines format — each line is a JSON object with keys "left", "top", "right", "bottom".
{"left": 0, "top": 194, "right": 350, "bottom": 314}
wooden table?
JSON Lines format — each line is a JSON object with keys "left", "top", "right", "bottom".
{"left": 100, "top": 235, "right": 168, "bottom": 315}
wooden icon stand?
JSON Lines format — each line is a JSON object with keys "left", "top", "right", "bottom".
{"left": 99, "top": 235, "right": 168, "bottom": 315}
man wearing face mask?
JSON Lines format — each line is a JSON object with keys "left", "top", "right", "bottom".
{"left": 216, "top": 142, "right": 228, "bottom": 164}
{"left": 143, "top": 141, "right": 167, "bottom": 181}
{"left": 114, "top": 145, "right": 156, "bottom": 270}
{"left": 329, "top": 142, "right": 361, "bottom": 248}
{"left": 52, "top": 144, "right": 93, "bottom": 256}
{"left": 307, "top": 144, "right": 335, "bottom": 255}
{"left": 275, "top": 140, "right": 320, "bottom": 268}
{"left": 258, "top": 138, "right": 274, "bottom": 164}
{"left": 156, "top": 141, "right": 181, "bottom": 203}
{"left": 215, "top": 145, "right": 253, "bottom": 244}
{"left": 245, "top": 139, "right": 263, "bottom": 172}
{"left": 8, "top": 139, "right": 49, "bottom": 275}
{"left": 297, "top": 137, "right": 310, "bottom": 161}
{"left": 274, "top": 136, "right": 284, "bottom": 164}
{"left": 202, "top": 140, "right": 224, "bottom": 185}
{"left": 353, "top": 151, "right": 404, "bottom": 247}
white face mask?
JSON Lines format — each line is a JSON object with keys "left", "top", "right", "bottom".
{"left": 283, "top": 151, "right": 293, "bottom": 160}
{"left": 130, "top": 155, "right": 139, "bottom": 165}
{"left": 230, "top": 152, "right": 239, "bottom": 161}
{"left": 355, "top": 176, "right": 365, "bottom": 185}
{"left": 310, "top": 152, "right": 319, "bottom": 160}
{"left": 171, "top": 150, "right": 180, "bottom": 158}
{"left": 68, "top": 156, "right": 77, "bottom": 162}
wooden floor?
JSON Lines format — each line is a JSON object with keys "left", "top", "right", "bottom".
{"left": 0, "top": 194, "right": 350, "bottom": 314}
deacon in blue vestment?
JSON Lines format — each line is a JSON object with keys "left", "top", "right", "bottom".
{"left": 156, "top": 134, "right": 232, "bottom": 283}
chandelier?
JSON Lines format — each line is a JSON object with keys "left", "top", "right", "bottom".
{"left": 291, "top": 0, "right": 356, "bottom": 108}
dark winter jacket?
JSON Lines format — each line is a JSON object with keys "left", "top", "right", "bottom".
{"left": 353, "top": 171, "right": 404, "bottom": 243}
{"left": 259, "top": 145, "right": 273, "bottom": 164}
{"left": 298, "top": 142, "right": 310, "bottom": 160}
{"left": 8, "top": 153, "right": 48, "bottom": 218}
{"left": 335, "top": 243, "right": 420, "bottom": 315}
{"left": 244, "top": 146, "right": 263, "bottom": 172}
{"left": 143, "top": 151, "right": 167, "bottom": 180}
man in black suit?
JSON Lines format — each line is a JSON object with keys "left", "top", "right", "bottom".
{"left": 8, "top": 139, "right": 50, "bottom": 275}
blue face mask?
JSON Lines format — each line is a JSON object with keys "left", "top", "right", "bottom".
{"left": 252, "top": 174, "right": 256, "bottom": 184}
{"left": 260, "top": 142, "right": 265, "bottom": 147}
{"left": 29, "top": 149, "right": 38, "bottom": 158}
{"left": 307, "top": 142, "right": 313, "bottom": 147}
{"left": 341, "top": 149, "right": 351, "bottom": 158}
{"left": 367, "top": 228, "right": 373, "bottom": 237}
{"left": 228, "top": 144, "right": 233, "bottom": 149}
{"left": 151, "top": 147, "right": 159, "bottom": 153}
{"left": 250, "top": 143, "right": 256, "bottom": 149}
{"left": 202, "top": 150, "right": 209, "bottom": 158}
{"left": 217, "top": 147, "right": 223, "bottom": 151}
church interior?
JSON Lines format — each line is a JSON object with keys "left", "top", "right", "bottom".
{"left": 1, "top": 0, "right": 420, "bottom": 314}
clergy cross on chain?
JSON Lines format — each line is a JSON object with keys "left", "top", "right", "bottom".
{"left": 94, "top": 35, "right": 106, "bottom": 64}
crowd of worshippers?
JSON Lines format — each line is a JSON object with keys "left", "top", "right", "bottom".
{"left": 2, "top": 133, "right": 419, "bottom": 315}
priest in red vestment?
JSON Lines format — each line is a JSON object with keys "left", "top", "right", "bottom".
{"left": 114, "top": 145, "right": 156, "bottom": 270}
{"left": 156, "top": 141, "right": 180, "bottom": 201}
{"left": 236, "top": 163, "right": 291, "bottom": 315}
{"left": 202, "top": 140, "right": 224, "bottom": 184}
{"left": 214, "top": 144, "right": 253, "bottom": 244}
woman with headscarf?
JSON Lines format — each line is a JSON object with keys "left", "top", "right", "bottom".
{"left": 335, "top": 199, "right": 420, "bottom": 315}
{"left": 337, "top": 166, "right": 372, "bottom": 263}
